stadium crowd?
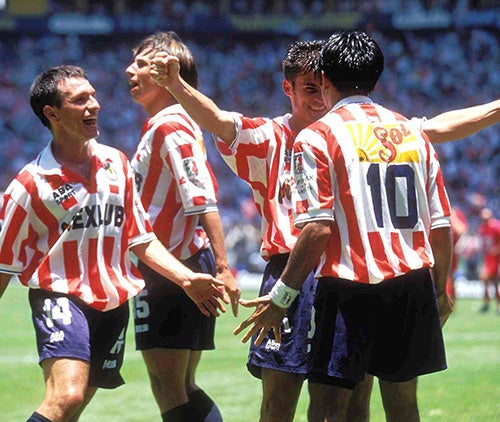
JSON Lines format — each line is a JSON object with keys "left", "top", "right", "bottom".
{"left": 0, "top": 1, "right": 498, "bottom": 271}
{"left": 46, "top": 0, "right": 497, "bottom": 15}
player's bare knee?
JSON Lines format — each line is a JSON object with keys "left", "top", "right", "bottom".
{"left": 44, "top": 386, "right": 85, "bottom": 417}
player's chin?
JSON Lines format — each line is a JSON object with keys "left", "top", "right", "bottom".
{"left": 84, "top": 126, "right": 99, "bottom": 139}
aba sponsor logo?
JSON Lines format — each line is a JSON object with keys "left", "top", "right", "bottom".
{"left": 61, "top": 203, "right": 125, "bottom": 231}
{"left": 49, "top": 330, "right": 65, "bottom": 343}
{"left": 265, "top": 339, "right": 281, "bottom": 351}
{"left": 102, "top": 359, "right": 117, "bottom": 369}
{"left": 53, "top": 183, "right": 77, "bottom": 209}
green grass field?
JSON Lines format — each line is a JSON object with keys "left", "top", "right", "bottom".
{"left": 1, "top": 283, "right": 499, "bottom": 421}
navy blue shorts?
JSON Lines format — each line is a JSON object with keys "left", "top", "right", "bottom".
{"left": 308, "top": 268, "right": 447, "bottom": 389}
{"left": 247, "top": 253, "right": 317, "bottom": 378}
{"left": 29, "top": 288, "right": 129, "bottom": 389}
{"left": 134, "top": 248, "right": 216, "bottom": 351}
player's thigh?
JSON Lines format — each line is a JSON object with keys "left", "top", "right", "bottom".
{"left": 141, "top": 348, "right": 191, "bottom": 379}
{"left": 41, "top": 357, "right": 90, "bottom": 398}
{"left": 261, "top": 368, "right": 304, "bottom": 403}
{"left": 185, "top": 350, "right": 202, "bottom": 386}
{"left": 308, "top": 381, "right": 353, "bottom": 421}
{"left": 378, "top": 377, "right": 418, "bottom": 413}
{"left": 349, "top": 375, "right": 374, "bottom": 409}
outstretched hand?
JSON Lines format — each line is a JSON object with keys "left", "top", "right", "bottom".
{"left": 233, "top": 295, "right": 287, "bottom": 345}
{"left": 183, "top": 273, "right": 229, "bottom": 317}
{"left": 150, "top": 52, "right": 181, "bottom": 89}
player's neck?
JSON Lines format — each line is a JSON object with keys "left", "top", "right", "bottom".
{"left": 51, "top": 139, "right": 93, "bottom": 179}
{"left": 145, "top": 94, "right": 177, "bottom": 117}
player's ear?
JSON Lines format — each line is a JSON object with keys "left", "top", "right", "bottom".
{"left": 320, "top": 71, "right": 330, "bottom": 89}
{"left": 43, "top": 105, "right": 59, "bottom": 123}
{"left": 282, "top": 79, "right": 293, "bottom": 98}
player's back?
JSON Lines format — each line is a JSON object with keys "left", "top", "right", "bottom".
{"left": 294, "top": 101, "right": 451, "bottom": 283}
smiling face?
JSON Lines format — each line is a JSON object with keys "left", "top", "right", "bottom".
{"left": 44, "top": 77, "right": 100, "bottom": 144}
{"left": 126, "top": 48, "right": 167, "bottom": 116}
{"left": 283, "top": 70, "right": 327, "bottom": 132}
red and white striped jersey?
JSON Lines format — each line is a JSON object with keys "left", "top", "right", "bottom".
{"left": 0, "top": 139, "right": 156, "bottom": 311}
{"left": 292, "top": 97, "right": 451, "bottom": 283}
{"left": 215, "top": 113, "right": 300, "bottom": 260}
{"left": 131, "top": 104, "right": 218, "bottom": 260}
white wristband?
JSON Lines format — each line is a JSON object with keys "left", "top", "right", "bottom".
{"left": 269, "top": 279, "right": 299, "bottom": 308}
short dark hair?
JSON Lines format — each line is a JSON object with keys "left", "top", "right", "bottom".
{"left": 29, "top": 65, "right": 87, "bottom": 128}
{"left": 132, "top": 31, "right": 198, "bottom": 89}
{"left": 320, "top": 30, "right": 384, "bottom": 93}
{"left": 282, "top": 40, "right": 324, "bottom": 83}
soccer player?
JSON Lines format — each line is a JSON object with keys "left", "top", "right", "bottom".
{"left": 152, "top": 40, "right": 331, "bottom": 422}
{"left": 234, "top": 30, "right": 453, "bottom": 421}
{"left": 0, "top": 65, "right": 227, "bottom": 422}
{"left": 151, "top": 42, "right": 499, "bottom": 422}
{"left": 125, "top": 32, "right": 239, "bottom": 422}
{"left": 477, "top": 207, "right": 500, "bottom": 314}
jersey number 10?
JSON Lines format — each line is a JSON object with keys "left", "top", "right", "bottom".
{"left": 367, "top": 163, "right": 418, "bottom": 229}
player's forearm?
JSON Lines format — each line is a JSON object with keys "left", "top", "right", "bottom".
{"left": 430, "top": 226, "right": 453, "bottom": 297}
{"left": 131, "top": 239, "right": 194, "bottom": 286}
{"left": 423, "top": 99, "right": 500, "bottom": 143}
{"left": 168, "top": 78, "right": 237, "bottom": 144}
{"left": 280, "top": 220, "right": 333, "bottom": 290}
{"left": 198, "top": 211, "right": 231, "bottom": 273}
{"left": 0, "top": 273, "right": 12, "bottom": 300}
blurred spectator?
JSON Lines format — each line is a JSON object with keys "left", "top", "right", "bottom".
{"left": 477, "top": 208, "right": 500, "bottom": 313}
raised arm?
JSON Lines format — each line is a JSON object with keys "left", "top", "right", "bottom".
{"left": 423, "top": 99, "right": 500, "bottom": 143}
{"left": 151, "top": 53, "right": 237, "bottom": 145}
{"left": 131, "top": 238, "right": 228, "bottom": 316}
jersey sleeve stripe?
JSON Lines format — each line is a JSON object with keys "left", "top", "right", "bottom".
{"left": 0, "top": 199, "right": 27, "bottom": 265}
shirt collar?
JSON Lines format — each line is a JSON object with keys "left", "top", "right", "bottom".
{"left": 37, "top": 138, "right": 99, "bottom": 175}
{"left": 332, "top": 95, "right": 373, "bottom": 111}
{"left": 149, "top": 103, "right": 184, "bottom": 124}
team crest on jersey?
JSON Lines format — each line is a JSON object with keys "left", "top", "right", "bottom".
{"left": 183, "top": 157, "right": 204, "bottom": 188}
{"left": 103, "top": 161, "right": 118, "bottom": 181}
{"left": 53, "top": 183, "right": 77, "bottom": 210}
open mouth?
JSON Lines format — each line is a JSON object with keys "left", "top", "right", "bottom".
{"left": 84, "top": 117, "right": 98, "bottom": 127}
{"left": 129, "top": 80, "right": 139, "bottom": 92}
